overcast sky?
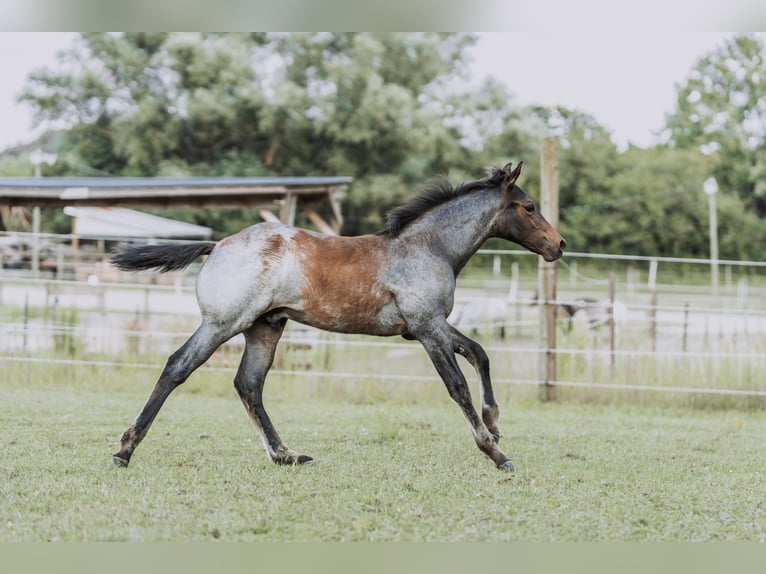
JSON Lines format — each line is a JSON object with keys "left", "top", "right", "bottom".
{"left": 0, "top": 32, "right": 760, "bottom": 153}
{"left": 469, "top": 32, "right": 758, "bottom": 149}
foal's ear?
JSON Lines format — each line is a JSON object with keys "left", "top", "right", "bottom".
{"left": 502, "top": 161, "right": 524, "bottom": 188}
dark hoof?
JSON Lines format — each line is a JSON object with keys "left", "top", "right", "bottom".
{"left": 274, "top": 454, "right": 314, "bottom": 465}
{"left": 112, "top": 454, "right": 130, "bottom": 468}
{"left": 497, "top": 460, "right": 515, "bottom": 472}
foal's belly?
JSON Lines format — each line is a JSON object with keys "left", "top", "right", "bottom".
{"left": 283, "top": 291, "right": 408, "bottom": 336}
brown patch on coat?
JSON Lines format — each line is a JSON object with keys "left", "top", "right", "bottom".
{"left": 294, "top": 231, "right": 403, "bottom": 334}
{"left": 261, "top": 234, "right": 287, "bottom": 270}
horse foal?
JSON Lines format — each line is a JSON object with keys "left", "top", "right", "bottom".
{"left": 111, "top": 162, "right": 565, "bottom": 471}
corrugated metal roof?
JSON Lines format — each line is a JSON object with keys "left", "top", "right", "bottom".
{"left": 63, "top": 206, "right": 213, "bottom": 239}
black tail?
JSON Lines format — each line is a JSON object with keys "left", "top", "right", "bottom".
{"left": 110, "top": 242, "right": 216, "bottom": 273}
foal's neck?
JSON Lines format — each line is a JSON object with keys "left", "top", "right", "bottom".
{"left": 396, "top": 188, "right": 502, "bottom": 275}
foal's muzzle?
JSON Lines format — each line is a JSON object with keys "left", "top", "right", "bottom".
{"left": 543, "top": 238, "right": 567, "bottom": 262}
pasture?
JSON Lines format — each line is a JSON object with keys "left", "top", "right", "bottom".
{"left": 1, "top": 360, "right": 765, "bottom": 542}
{"left": 1, "top": 248, "right": 765, "bottom": 542}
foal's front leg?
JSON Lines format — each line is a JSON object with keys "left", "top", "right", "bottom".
{"left": 234, "top": 318, "right": 313, "bottom": 465}
{"left": 418, "top": 322, "right": 515, "bottom": 471}
{"left": 450, "top": 327, "right": 500, "bottom": 442}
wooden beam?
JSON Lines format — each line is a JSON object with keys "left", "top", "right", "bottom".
{"left": 258, "top": 209, "right": 281, "bottom": 224}
{"left": 328, "top": 188, "right": 344, "bottom": 233}
{"left": 301, "top": 202, "right": 338, "bottom": 236}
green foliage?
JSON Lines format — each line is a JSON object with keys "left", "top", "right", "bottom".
{"left": 561, "top": 147, "right": 709, "bottom": 256}
{"left": 665, "top": 34, "right": 766, "bottom": 216}
{"left": 535, "top": 102, "right": 765, "bottom": 261}
{"left": 342, "top": 174, "right": 411, "bottom": 234}
{"left": 0, "top": 154, "right": 34, "bottom": 176}
{"left": 19, "top": 32, "right": 492, "bottom": 237}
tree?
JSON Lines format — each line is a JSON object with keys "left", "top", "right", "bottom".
{"left": 21, "top": 33, "right": 268, "bottom": 177}
{"left": 519, "top": 106, "right": 622, "bottom": 253}
{"left": 664, "top": 34, "right": 766, "bottom": 216}
{"left": 20, "top": 33, "right": 479, "bottom": 235}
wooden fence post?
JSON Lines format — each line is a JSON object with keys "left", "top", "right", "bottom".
{"left": 538, "top": 138, "right": 559, "bottom": 401}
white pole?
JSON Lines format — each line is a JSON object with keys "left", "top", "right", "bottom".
{"left": 703, "top": 177, "right": 719, "bottom": 296}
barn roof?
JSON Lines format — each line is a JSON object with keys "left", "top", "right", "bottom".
{"left": 0, "top": 176, "right": 352, "bottom": 209}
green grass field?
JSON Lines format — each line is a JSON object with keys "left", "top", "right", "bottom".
{"left": 1, "top": 361, "right": 765, "bottom": 542}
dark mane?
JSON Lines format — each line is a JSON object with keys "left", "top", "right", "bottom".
{"left": 377, "top": 167, "right": 507, "bottom": 236}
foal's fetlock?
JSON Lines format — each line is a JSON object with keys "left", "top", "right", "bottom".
{"left": 112, "top": 428, "right": 140, "bottom": 467}
{"left": 474, "top": 429, "right": 513, "bottom": 470}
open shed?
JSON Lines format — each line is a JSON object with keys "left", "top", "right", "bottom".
{"left": 0, "top": 175, "right": 351, "bottom": 234}
{"left": 0, "top": 175, "right": 351, "bottom": 276}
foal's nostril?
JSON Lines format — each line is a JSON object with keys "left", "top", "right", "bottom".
{"left": 560, "top": 239, "right": 567, "bottom": 251}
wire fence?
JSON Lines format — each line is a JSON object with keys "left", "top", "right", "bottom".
{"left": 1, "top": 239, "right": 765, "bottom": 402}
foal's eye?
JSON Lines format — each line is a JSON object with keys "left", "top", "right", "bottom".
{"left": 524, "top": 204, "right": 536, "bottom": 213}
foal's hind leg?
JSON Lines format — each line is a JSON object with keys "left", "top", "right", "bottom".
{"left": 234, "top": 318, "right": 313, "bottom": 465}
{"left": 113, "top": 320, "right": 232, "bottom": 468}
{"left": 450, "top": 327, "right": 501, "bottom": 443}
{"left": 418, "top": 320, "right": 514, "bottom": 471}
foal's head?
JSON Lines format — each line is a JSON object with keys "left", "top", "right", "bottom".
{"left": 493, "top": 162, "right": 566, "bottom": 262}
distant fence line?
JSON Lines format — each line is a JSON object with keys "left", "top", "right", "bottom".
{"left": 2, "top": 322, "right": 764, "bottom": 361}
{"left": 0, "top": 232, "right": 766, "bottom": 289}
{"left": 481, "top": 248, "right": 766, "bottom": 268}
{"left": 1, "top": 238, "right": 765, "bottom": 402}
{"left": 2, "top": 355, "right": 765, "bottom": 399}
{"left": 3, "top": 229, "right": 754, "bottom": 265}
